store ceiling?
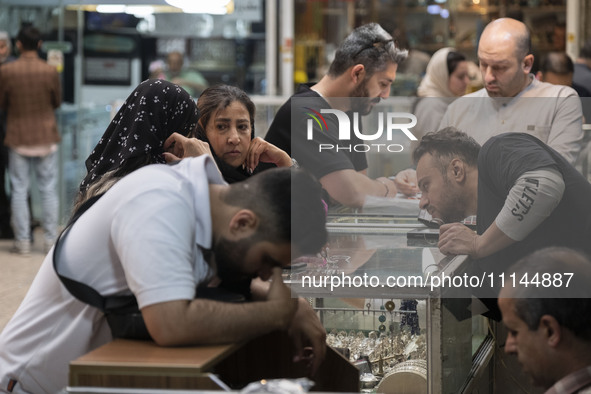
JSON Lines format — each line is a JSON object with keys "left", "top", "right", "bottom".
{"left": 0, "top": 0, "right": 170, "bottom": 6}
{"left": 0, "top": 0, "right": 236, "bottom": 15}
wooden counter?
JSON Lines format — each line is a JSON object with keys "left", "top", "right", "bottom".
{"left": 69, "top": 331, "right": 359, "bottom": 392}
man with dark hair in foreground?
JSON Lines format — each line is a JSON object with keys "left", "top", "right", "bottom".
{"left": 0, "top": 156, "right": 328, "bottom": 394}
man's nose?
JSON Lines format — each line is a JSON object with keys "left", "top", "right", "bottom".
{"left": 258, "top": 267, "right": 272, "bottom": 281}
{"left": 504, "top": 334, "right": 516, "bottom": 354}
{"left": 483, "top": 67, "right": 494, "bottom": 83}
{"left": 419, "top": 194, "right": 428, "bottom": 210}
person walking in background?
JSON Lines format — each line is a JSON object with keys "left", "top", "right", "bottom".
{"left": 164, "top": 51, "right": 208, "bottom": 98}
{"left": 0, "top": 31, "right": 15, "bottom": 240}
{"left": 0, "top": 25, "right": 61, "bottom": 255}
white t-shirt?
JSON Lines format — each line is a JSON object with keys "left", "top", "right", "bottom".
{"left": 0, "top": 156, "right": 224, "bottom": 394}
{"left": 439, "top": 76, "right": 584, "bottom": 165}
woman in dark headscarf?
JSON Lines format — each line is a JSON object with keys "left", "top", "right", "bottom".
{"left": 164, "top": 84, "right": 291, "bottom": 183}
{"left": 74, "top": 79, "right": 198, "bottom": 210}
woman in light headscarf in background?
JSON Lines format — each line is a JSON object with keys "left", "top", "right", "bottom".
{"left": 74, "top": 79, "right": 200, "bottom": 212}
{"left": 414, "top": 47, "right": 470, "bottom": 135}
{"left": 394, "top": 48, "right": 470, "bottom": 196}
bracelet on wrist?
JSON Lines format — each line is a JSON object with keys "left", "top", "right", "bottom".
{"left": 376, "top": 178, "right": 389, "bottom": 197}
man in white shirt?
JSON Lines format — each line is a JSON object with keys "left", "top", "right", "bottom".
{"left": 394, "top": 18, "right": 584, "bottom": 193}
{"left": 0, "top": 156, "right": 328, "bottom": 394}
{"left": 439, "top": 17, "right": 583, "bottom": 165}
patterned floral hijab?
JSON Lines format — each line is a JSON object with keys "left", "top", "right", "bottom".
{"left": 80, "top": 79, "right": 198, "bottom": 192}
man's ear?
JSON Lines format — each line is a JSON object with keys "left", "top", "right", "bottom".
{"left": 539, "top": 314, "right": 562, "bottom": 347}
{"left": 449, "top": 158, "right": 466, "bottom": 182}
{"left": 523, "top": 54, "right": 534, "bottom": 74}
{"left": 350, "top": 64, "right": 366, "bottom": 84}
{"left": 228, "top": 209, "right": 258, "bottom": 237}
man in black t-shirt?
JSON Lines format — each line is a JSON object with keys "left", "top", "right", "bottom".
{"left": 414, "top": 128, "right": 591, "bottom": 319}
{"left": 414, "top": 127, "right": 591, "bottom": 274}
{"left": 265, "top": 23, "right": 407, "bottom": 208}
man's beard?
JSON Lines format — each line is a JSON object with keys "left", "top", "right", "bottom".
{"left": 212, "top": 235, "right": 258, "bottom": 283}
{"left": 439, "top": 178, "right": 467, "bottom": 224}
{"left": 350, "top": 80, "right": 381, "bottom": 115}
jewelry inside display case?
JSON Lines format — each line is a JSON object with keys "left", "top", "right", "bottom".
{"left": 320, "top": 297, "right": 427, "bottom": 393}
{"left": 286, "top": 206, "right": 494, "bottom": 393}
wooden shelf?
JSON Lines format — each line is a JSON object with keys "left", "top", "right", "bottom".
{"left": 69, "top": 331, "right": 360, "bottom": 391}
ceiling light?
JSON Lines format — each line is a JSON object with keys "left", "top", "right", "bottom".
{"left": 125, "top": 6, "right": 155, "bottom": 17}
{"left": 96, "top": 4, "right": 126, "bottom": 13}
{"left": 427, "top": 5, "right": 441, "bottom": 15}
{"left": 165, "top": 0, "right": 232, "bottom": 15}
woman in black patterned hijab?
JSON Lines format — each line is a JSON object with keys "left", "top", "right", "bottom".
{"left": 73, "top": 79, "right": 198, "bottom": 211}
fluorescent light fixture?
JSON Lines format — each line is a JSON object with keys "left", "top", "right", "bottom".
{"left": 96, "top": 4, "right": 126, "bottom": 13}
{"left": 165, "top": 0, "right": 231, "bottom": 14}
{"left": 434, "top": 0, "right": 447, "bottom": 3}
{"left": 125, "top": 6, "right": 155, "bottom": 17}
{"left": 427, "top": 5, "right": 441, "bottom": 14}
{"left": 440, "top": 9, "right": 450, "bottom": 18}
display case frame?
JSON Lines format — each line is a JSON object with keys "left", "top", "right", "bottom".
{"left": 287, "top": 210, "right": 493, "bottom": 393}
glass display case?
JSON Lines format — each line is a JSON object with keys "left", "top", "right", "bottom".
{"left": 287, "top": 208, "right": 493, "bottom": 393}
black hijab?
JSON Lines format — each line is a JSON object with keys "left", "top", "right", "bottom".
{"left": 80, "top": 79, "right": 198, "bottom": 192}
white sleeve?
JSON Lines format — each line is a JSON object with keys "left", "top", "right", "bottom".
{"left": 546, "top": 91, "right": 584, "bottom": 165}
{"left": 111, "top": 187, "right": 198, "bottom": 309}
{"left": 495, "top": 167, "right": 565, "bottom": 241}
